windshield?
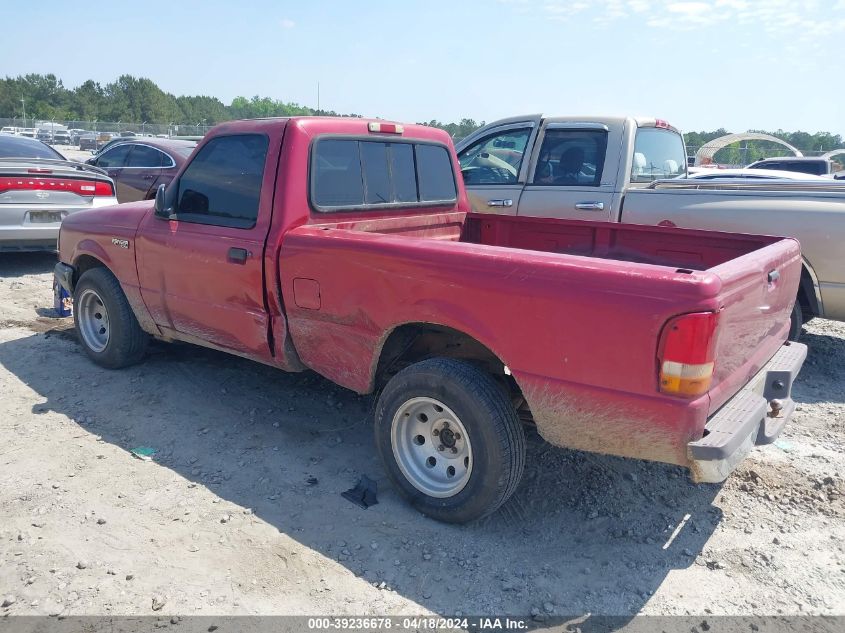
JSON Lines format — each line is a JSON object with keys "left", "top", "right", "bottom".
{"left": 631, "top": 127, "right": 687, "bottom": 182}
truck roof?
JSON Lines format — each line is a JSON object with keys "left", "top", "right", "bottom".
{"left": 460, "top": 114, "right": 681, "bottom": 141}
{"left": 202, "top": 116, "right": 453, "bottom": 145}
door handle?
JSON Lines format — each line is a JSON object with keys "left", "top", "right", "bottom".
{"left": 487, "top": 199, "right": 513, "bottom": 208}
{"left": 575, "top": 201, "right": 605, "bottom": 211}
{"left": 227, "top": 247, "right": 249, "bottom": 264}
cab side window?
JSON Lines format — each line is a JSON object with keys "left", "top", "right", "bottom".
{"left": 531, "top": 129, "right": 607, "bottom": 187}
{"left": 457, "top": 128, "right": 531, "bottom": 185}
{"left": 176, "top": 134, "right": 269, "bottom": 228}
{"left": 126, "top": 145, "right": 166, "bottom": 168}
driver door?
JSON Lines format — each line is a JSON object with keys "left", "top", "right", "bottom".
{"left": 455, "top": 117, "right": 541, "bottom": 214}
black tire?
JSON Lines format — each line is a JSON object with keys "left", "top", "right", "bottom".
{"left": 788, "top": 300, "right": 803, "bottom": 342}
{"left": 74, "top": 267, "right": 148, "bottom": 368}
{"left": 374, "top": 358, "right": 525, "bottom": 523}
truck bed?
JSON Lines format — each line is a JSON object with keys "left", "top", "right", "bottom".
{"left": 460, "top": 213, "right": 782, "bottom": 271}
{"left": 282, "top": 212, "right": 801, "bottom": 466}
{"left": 314, "top": 211, "right": 782, "bottom": 271}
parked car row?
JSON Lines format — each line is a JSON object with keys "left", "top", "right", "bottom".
{"left": 1, "top": 127, "right": 37, "bottom": 138}
{"left": 1, "top": 126, "right": 170, "bottom": 149}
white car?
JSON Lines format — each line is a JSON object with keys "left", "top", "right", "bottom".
{"left": 0, "top": 135, "right": 118, "bottom": 252}
{"left": 685, "top": 168, "right": 828, "bottom": 180}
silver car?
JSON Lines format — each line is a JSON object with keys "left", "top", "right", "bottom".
{"left": 0, "top": 135, "right": 118, "bottom": 252}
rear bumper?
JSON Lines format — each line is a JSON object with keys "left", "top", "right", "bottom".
{"left": 0, "top": 225, "right": 60, "bottom": 251}
{"left": 688, "top": 341, "right": 807, "bottom": 483}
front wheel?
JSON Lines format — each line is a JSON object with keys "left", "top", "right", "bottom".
{"left": 374, "top": 358, "right": 525, "bottom": 523}
{"left": 74, "top": 268, "right": 149, "bottom": 368}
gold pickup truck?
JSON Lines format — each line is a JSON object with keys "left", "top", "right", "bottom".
{"left": 455, "top": 115, "right": 845, "bottom": 338}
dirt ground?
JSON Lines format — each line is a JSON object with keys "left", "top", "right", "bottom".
{"left": 1, "top": 251, "right": 844, "bottom": 620}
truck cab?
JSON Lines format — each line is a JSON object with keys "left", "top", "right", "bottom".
{"left": 456, "top": 115, "right": 686, "bottom": 221}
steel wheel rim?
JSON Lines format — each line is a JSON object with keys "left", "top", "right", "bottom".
{"left": 391, "top": 396, "right": 473, "bottom": 498}
{"left": 77, "top": 288, "right": 110, "bottom": 353}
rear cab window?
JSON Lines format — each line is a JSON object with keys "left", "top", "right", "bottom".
{"left": 631, "top": 127, "right": 687, "bottom": 182}
{"left": 311, "top": 137, "right": 457, "bottom": 212}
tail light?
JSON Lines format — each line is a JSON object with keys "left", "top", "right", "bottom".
{"left": 368, "top": 122, "right": 403, "bottom": 134}
{"left": 0, "top": 177, "right": 114, "bottom": 197}
{"left": 658, "top": 311, "right": 719, "bottom": 397}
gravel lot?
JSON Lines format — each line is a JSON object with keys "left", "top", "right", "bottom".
{"left": 1, "top": 251, "right": 844, "bottom": 620}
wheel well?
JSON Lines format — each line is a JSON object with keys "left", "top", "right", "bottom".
{"left": 375, "top": 324, "right": 528, "bottom": 412}
{"left": 73, "top": 255, "right": 107, "bottom": 287}
{"left": 797, "top": 264, "right": 820, "bottom": 320}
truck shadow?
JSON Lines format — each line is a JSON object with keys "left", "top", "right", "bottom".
{"left": 0, "top": 251, "right": 57, "bottom": 277}
{"left": 0, "top": 327, "right": 723, "bottom": 623}
{"left": 790, "top": 328, "right": 845, "bottom": 405}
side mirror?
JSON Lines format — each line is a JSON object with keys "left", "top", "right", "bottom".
{"left": 154, "top": 184, "right": 168, "bottom": 217}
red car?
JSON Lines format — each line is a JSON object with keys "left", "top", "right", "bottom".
{"left": 85, "top": 138, "right": 196, "bottom": 202}
{"left": 56, "top": 117, "right": 806, "bottom": 523}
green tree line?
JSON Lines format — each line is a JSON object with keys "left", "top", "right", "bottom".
{"left": 1, "top": 74, "right": 843, "bottom": 156}
{"left": 0, "top": 73, "right": 360, "bottom": 126}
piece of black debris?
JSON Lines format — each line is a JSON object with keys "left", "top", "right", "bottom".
{"left": 342, "top": 475, "right": 378, "bottom": 509}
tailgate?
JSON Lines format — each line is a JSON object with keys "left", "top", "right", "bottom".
{"left": 706, "top": 237, "right": 802, "bottom": 416}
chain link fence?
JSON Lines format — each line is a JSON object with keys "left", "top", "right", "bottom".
{"left": 0, "top": 117, "right": 210, "bottom": 138}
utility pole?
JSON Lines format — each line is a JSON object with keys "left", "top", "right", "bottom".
{"left": 20, "top": 98, "right": 26, "bottom": 128}
{"left": 317, "top": 82, "right": 320, "bottom": 114}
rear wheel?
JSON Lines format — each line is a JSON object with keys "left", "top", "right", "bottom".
{"left": 375, "top": 358, "right": 525, "bottom": 523}
{"left": 74, "top": 268, "right": 148, "bottom": 368}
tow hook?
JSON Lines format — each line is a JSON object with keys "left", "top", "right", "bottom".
{"left": 767, "top": 399, "right": 784, "bottom": 418}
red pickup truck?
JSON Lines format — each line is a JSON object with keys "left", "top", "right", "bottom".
{"left": 55, "top": 117, "right": 807, "bottom": 523}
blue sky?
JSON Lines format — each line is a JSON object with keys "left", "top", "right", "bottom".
{"left": 2, "top": 0, "right": 843, "bottom": 136}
